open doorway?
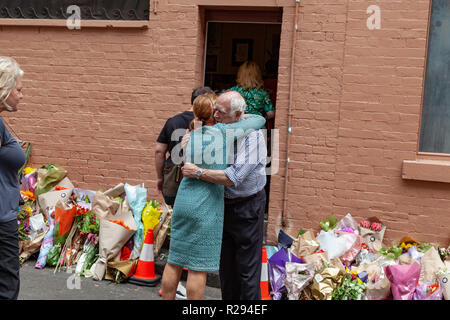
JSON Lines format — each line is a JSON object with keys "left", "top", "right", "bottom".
{"left": 203, "top": 11, "right": 282, "bottom": 218}
{"left": 204, "top": 22, "right": 281, "bottom": 103}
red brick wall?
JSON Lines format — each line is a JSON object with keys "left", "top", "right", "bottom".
{"left": 1, "top": 0, "right": 448, "bottom": 246}
{"left": 1, "top": 2, "right": 204, "bottom": 190}
{"left": 268, "top": 0, "right": 449, "bottom": 247}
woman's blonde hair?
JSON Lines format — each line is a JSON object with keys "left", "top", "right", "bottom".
{"left": 190, "top": 92, "right": 217, "bottom": 130}
{"left": 236, "top": 61, "right": 263, "bottom": 90}
{"left": 0, "top": 56, "right": 24, "bottom": 103}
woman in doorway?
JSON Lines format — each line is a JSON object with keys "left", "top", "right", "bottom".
{"left": 231, "top": 60, "right": 275, "bottom": 120}
{"left": 0, "top": 56, "right": 26, "bottom": 300}
{"left": 161, "top": 92, "right": 265, "bottom": 300}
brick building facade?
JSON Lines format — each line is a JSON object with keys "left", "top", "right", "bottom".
{"left": 1, "top": 0, "right": 449, "bottom": 246}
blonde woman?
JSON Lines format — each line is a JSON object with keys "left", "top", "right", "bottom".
{"left": 231, "top": 61, "right": 275, "bottom": 120}
{"left": 0, "top": 56, "right": 25, "bottom": 300}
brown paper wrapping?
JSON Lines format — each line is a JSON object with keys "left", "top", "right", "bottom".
{"left": 303, "top": 252, "right": 329, "bottom": 272}
{"left": 359, "top": 225, "right": 386, "bottom": 252}
{"left": 64, "top": 229, "right": 86, "bottom": 266}
{"left": 290, "top": 230, "right": 320, "bottom": 258}
{"left": 303, "top": 251, "right": 346, "bottom": 273}
{"left": 104, "top": 183, "right": 125, "bottom": 198}
{"left": 310, "top": 267, "right": 344, "bottom": 300}
{"left": 365, "top": 277, "right": 391, "bottom": 300}
{"left": 437, "top": 273, "right": 449, "bottom": 300}
{"left": 105, "top": 259, "right": 138, "bottom": 282}
{"left": 51, "top": 177, "right": 74, "bottom": 190}
{"left": 300, "top": 287, "right": 314, "bottom": 300}
{"left": 154, "top": 202, "right": 170, "bottom": 238}
{"left": 398, "top": 254, "right": 415, "bottom": 265}
{"left": 19, "top": 231, "right": 47, "bottom": 263}
{"left": 92, "top": 197, "right": 137, "bottom": 281}
{"left": 92, "top": 191, "right": 120, "bottom": 220}
{"left": 38, "top": 189, "right": 73, "bottom": 219}
{"left": 154, "top": 209, "right": 172, "bottom": 257}
{"left": 420, "top": 246, "right": 445, "bottom": 283}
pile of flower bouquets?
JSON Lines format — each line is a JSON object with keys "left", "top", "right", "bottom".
{"left": 18, "top": 164, "right": 171, "bottom": 284}
{"left": 267, "top": 214, "right": 449, "bottom": 300}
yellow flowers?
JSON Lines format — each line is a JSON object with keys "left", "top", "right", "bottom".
{"left": 400, "top": 242, "right": 414, "bottom": 249}
{"left": 23, "top": 166, "right": 35, "bottom": 175}
{"left": 24, "top": 205, "right": 33, "bottom": 215}
{"left": 346, "top": 268, "right": 364, "bottom": 285}
{"left": 141, "top": 202, "right": 162, "bottom": 243}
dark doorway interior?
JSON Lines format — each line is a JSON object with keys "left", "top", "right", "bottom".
{"left": 204, "top": 22, "right": 281, "bottom": 102}
{"left": 203, "top": 19, "right": 282, "bottom": 218}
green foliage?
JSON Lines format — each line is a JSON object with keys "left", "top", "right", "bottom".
{"left": 320, "top": 215, "right": 338, "bottom": 232}
{"left": 332, "top": 274, "right": 366, "bottom": 300}
{"left": 379, "top": 245, "right": 403, "bottom": 259}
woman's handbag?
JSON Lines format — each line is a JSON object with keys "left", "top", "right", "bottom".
{"left": 162, "top": 163, "right": 182, "bottom": 198}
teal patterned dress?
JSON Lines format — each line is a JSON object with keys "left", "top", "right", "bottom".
{"left": 231, "top": 86, "right": 274, "bottom": 116}
{"left": 168, "top": 115, "right": 266, "bottom": 271}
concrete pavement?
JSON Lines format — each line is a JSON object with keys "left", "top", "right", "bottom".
{"left": 18, "top": 255, "right": 222, "bottom": 300}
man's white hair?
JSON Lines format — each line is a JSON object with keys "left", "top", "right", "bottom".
{"left": 229, "top": 92, "right": 246, "bottom": 116}
{"left": 0, "top": 56, "right": 24, "bottom": 106}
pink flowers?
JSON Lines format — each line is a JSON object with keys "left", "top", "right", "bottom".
{"left": 370, "top": 222, "right": 382, "bottom": 232}
{"left": 360, "top": 220, "right": 371, "bottom": 229}
{"left": 360, "top": 220, "right": 382, "bottom": 231}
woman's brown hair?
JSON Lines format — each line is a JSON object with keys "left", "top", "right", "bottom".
{"left": 189, "top": 92, "right": 217, "bottom": 130}
{"left": 236, "top": 61, "right": 264, "bottom": 90}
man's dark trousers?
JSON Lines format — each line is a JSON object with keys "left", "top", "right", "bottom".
{"left": 219, "top": 188, "right": 266, "bottom": 300}
{"left": 0, "top": 219, "right": 20, "bottom": 300}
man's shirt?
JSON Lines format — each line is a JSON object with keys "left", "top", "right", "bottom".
{"left": 224, "top": 129, "right": 267, "bottom": 199}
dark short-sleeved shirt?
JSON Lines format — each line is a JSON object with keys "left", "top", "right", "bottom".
{"left": 0, "top": 116, "right": 26, "bottom": 223}
{"left": 157, "top": 110, "right": 194, "bottom": 166}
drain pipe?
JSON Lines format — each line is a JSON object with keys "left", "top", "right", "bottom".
{"left": 281, "top": 0, "right": 300, "bottom": 227}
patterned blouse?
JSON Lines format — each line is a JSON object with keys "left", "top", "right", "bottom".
{"left": 231, "top": 86, "right": 275, "bottom": 116}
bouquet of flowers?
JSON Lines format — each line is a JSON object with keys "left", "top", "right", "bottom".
{"left": 332, "top": 268, "right": 366, "bottom": 300}
{"left": 398, "top": 237, "right": 419, "bottom": 254}
{"left": 359, "top": 217, "right": 386, "bottom": 252}
{"left": 413, "top": 281, "right": 443, "bottom": 300}
{"left": 384, "top": 261, "right": 421, "bottom": 300}
{"left": 75, "top": 234, "right": 99, "bottom": 277}
{"left": 438, "top": 247, "right": 450, "bottom": 262}
{"left": 74, "top": 205, "right": 100, "bottom": 235}
{"left": 18, "top": 168, "right": 40, "bottom": 242}
{"left": 17, "top": 205, "right": 34, "bottom": 241}
{"left": 142, "top": 200, "right": 162, "bottom": 238}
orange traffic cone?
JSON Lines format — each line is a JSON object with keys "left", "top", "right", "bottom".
{"left": 128, "top": 229, "right": 161, "bottom": 287}
{"left": 260, "top": 246, "right": 271, "bottom": 300}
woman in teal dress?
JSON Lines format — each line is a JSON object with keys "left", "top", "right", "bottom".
{"left": 161, "top": 92, "right": 265, "bottom": 300}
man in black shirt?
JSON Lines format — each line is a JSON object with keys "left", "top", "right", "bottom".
{"left": 155, "top": 86, "right": 214, "bottom": 206}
